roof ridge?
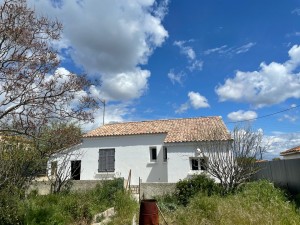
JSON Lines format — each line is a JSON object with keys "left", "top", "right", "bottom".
{"left": 102, "top": 116, "right": 221, "bottom": 126}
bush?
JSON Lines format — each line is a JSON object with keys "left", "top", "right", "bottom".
{"left": 171, "top": 180, "right": 300, "bottom": 225}
{"left": 0, "top": 188, "right": 24, "bottom": 225}
{"left": 156, "top": 193, "right": 179, "bottom": 212}
{"left": 23, "top": 179, "right": 124, "bottom": 224}
{"left": 175, "top": 174, "right": 221, "bottom": 205}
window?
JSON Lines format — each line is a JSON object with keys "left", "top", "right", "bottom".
{"left": 51, "top": 161, "right": 57, "bottom": 176}
{"left": 199, "top": 158, "right": 207, "bottom": 171}
{"left": 191, "top": 158, "right": 199, "bottom": 170}
{"left": 163, "top": 147, "right": 167, "bottom": 162}
{"left": 150, "top": 147, "right": 157, "bottom": 161}
{"left": 190, "top": 157, "right": 207, "bottom": 171}
{"left": 98, "top": 149, "right": 115, "bottom": 172}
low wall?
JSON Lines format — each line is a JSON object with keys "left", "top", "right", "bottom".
{"left": 27, "top": 180, "right": 107, "bottom": 195}
{"left": 28, "top": 180, "right": 176, "bottom": 199}
{"left": 140, "top": 183, "right": 176, "bottom": 199}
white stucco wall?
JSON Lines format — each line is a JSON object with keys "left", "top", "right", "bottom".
{"left": 166, "top": 143, "right": 198, "bottom": 183}
{"left": 76, "top": 134, "right": 170, "bottom": 185}
{"left": 48, "top": 135, "right": 214, "bottom": 185}
{"left": 47, "top": 145, "right": 84, "bottom": 180}
{"left": 282, "top": 154, "right": 300, "bottom": 160}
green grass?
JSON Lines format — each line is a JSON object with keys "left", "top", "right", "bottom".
{"left": 159, "top": 180, "right": 300, "bottom": 225}
{"left": 0, "top": 178, "right": 139, "bottom": 225}
{"left": 107, "top": 191, "right": 139, "bottom": 225}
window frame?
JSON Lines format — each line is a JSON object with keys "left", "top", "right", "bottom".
{"left": 163, "top": 146, "right": 168, "bottom": 162}
{"left": 98, "top": 148, "right": 115, "bottom": 173}
{"left": 149, "top": 146, "right": 157, "bottom": 162}
{"left": 190, "top": 157, "right": 207, "bottom": 171}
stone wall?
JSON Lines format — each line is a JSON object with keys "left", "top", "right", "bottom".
{"left": 140, "top": 183, "right": 176, "bottom": 199}
{"left": 27, "top": 180, "right": 107, "bottom": 195}
{"left": 28, "top": 180, "right": 176, "bottom": 199}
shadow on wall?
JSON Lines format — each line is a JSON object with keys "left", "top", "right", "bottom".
{"left": 145, "top": 162, "right": 168, "bottom": 183}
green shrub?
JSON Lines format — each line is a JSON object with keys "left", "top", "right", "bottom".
{"left": 23, "top": 179, "right": 124, "bottom": 224}
{"left": 175, "top": 174, "right": 221, "bottom": 205}
{"left": 171, "top": 180, "right": 300, "bottom": 225}
{"left": 156, "top": 194, "right": 179, "bottom": 212}
{"left": 0, "top": 187, "right": 25, "bottom": 225}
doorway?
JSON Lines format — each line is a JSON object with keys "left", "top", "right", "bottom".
{"left": 71, "top": 160, "right": 81, "bottom": 180}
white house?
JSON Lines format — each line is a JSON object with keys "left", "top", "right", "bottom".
{"left": 280, "top": 145, "right": 300, "bottom": 159}
{"left": 48, "top": 116, "right": 230, "bottom": 185}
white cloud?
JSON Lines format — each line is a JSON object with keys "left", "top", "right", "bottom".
{"left": 235, "top": 42, "right": 256, "bottom": 54}
{"left": 174, "top": 40, "right": 203, "bottom": 71}
{"left": 264, "top": 132, "right": 300, "bottom": 159}
{"left": 286, "top": 32, "right": 300, "bottom": 38}
{"left": 167, "top": 70, "right": 184, "bottom": 85}
{"left": 292, "top": 8, "right": 300, "bottom": 16}
{"left": 204, "top": 42, "right": 255, "bottom": 56}
{"left": 216, "top": 45, "right": 300, "bottom": 108}
{"left": 278, "top": 114, "right": 298, "bottom": 122}
{"left": 188, "top": 60, "right": 203, "bottom": 72}
{"left": 174, "top": 40, "right": 196, "bottom": 60}
{"left": 152, "top": 0, "right": 170, "bottom": 19}
{"left": 227, "top": 110, "right": 257, "bottom": 122}
{"left": 204, "top": 45, "right": 228, "bottom": 55}
{"left": 175, "top": 91, "right": 209, "bottom": 114}
{"left": 81, "top": 102, "right": 134, "bottom": 131}
{"left": 188, "top": 91, "right": 210, "bottom": 109}
{"left": 175, "top": 102, "right": 189, "bottom": 114}
{"left": 100, "top": 69, "right": 150, "bottom": 101}
{"left": 30, "top": 0, "right": 169, "bottom": 101}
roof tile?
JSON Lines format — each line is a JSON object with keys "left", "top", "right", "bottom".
{"left": 84, "top": 116, "right": 230, "bottom": 143}
{"left": 280, "top": 146, "right": 300, "bottom": 156}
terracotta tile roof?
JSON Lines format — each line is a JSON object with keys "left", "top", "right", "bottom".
{"left": 83, "top": 116, "right": 231, "bottom": 143}
{"left": 280, "top": 145, "right": 300, "bottom": 156}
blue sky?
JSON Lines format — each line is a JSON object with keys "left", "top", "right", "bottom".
{"left": 31, "top": 0, "right": 300, "bottom": 158}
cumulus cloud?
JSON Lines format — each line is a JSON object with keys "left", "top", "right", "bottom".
{"left": 30, "top": 0, "right": 169, "bottom": 102}
{"left": 100, "top": 69, "right": 150, "bottom": 101}
{"left": 227, "top": 110, "right": 257, "bottom": 122}
{"left": 175, "top": 91, "right": 209, "bottom": 114}
{"left": 81, "top": 102, "right": 135, "bottom": 131}
{"left": 167, "top": 70, "right": 184, "bottom": 85}
{"left": 216, "top": 45, "right": 300, "bottom": 108}
{"left": 174, "top": 40, "right": 203, "bottom": 71}
{"left": 188, "top": 91, "right": 210, "bottom": 109}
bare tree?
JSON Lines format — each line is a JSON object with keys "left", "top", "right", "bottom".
{"left": 198, "top": 126, "right": 266, "bottom": 193}
{"left": 0, "top": 0, "right": 98, "bottom": 137}
{"left": 37, "top": 122, "right": 82, "bottom": 156}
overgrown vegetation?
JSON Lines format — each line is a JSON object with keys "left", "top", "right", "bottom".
{"left": 0, "top": 179, "right": 138, "bottom": 225}
{"left": 175, "top": 174, "right": 221, "bottom": 206}
{"left": 158, "top": 177, "right": 300, "bottom": 225}
{"left": 108, "top": 190, "right": 139, "bottom": 225}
